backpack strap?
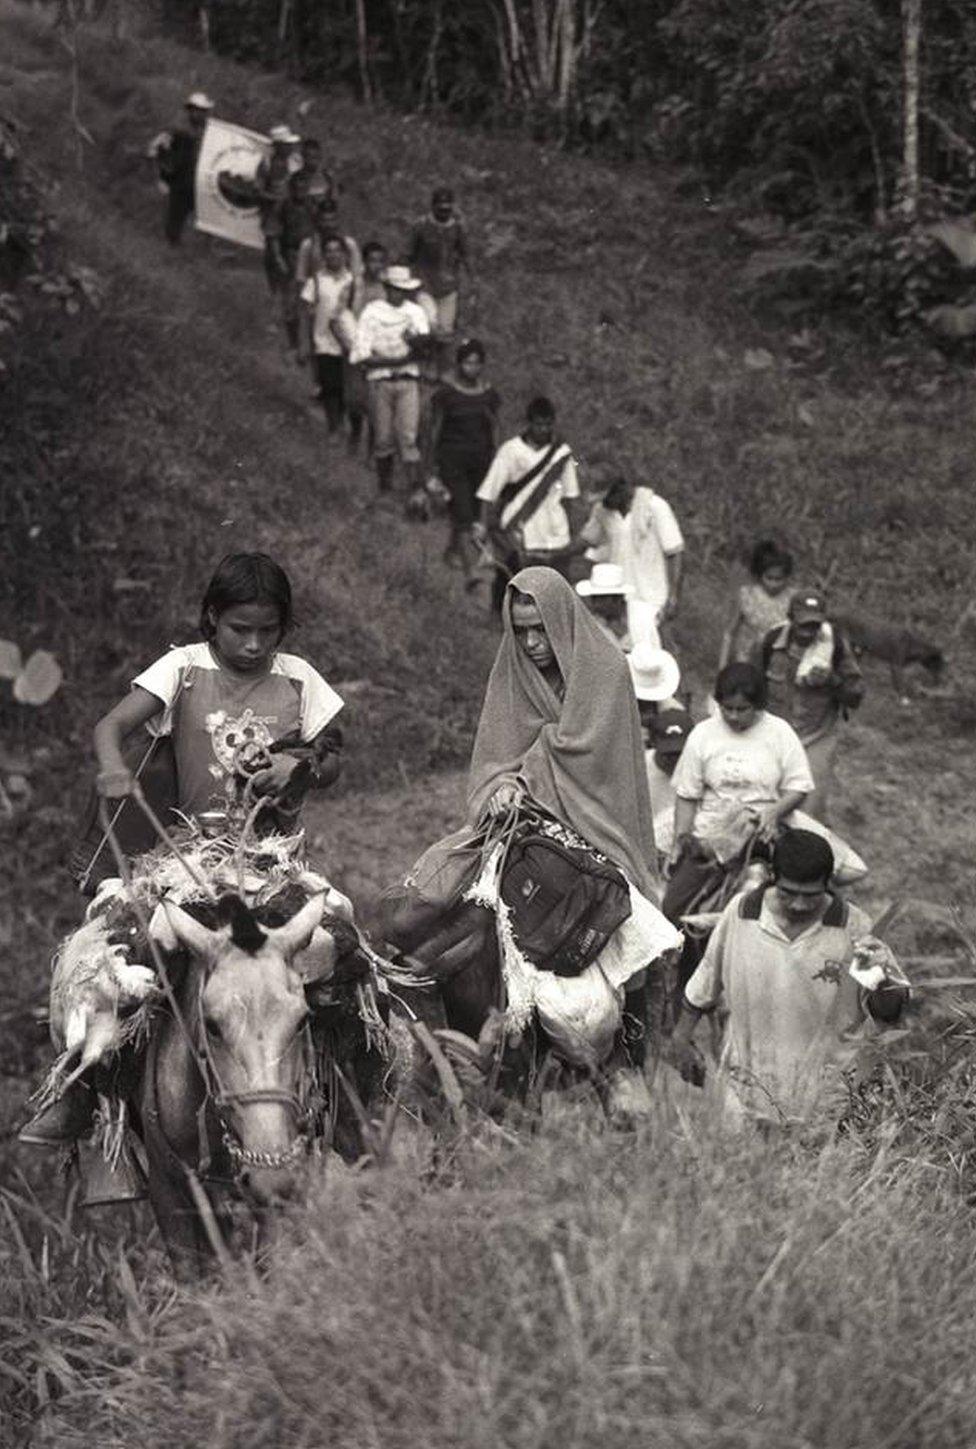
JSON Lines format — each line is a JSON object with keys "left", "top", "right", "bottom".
{"left": 739, "top": 886, "right": 767, "bottom": 919}
{"left": 495, "top": 442, "right": 560, "bottom": 517}
{"left": 821, "top": 893, "right": 848, "bottom": 927}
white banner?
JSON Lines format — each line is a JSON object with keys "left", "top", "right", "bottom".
{"left": 194, "top": 118, "right": 269, "bottom": 250}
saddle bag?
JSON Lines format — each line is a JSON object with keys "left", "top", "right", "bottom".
{"left": 500, "top": 818, "right": 631, "bottom": 978}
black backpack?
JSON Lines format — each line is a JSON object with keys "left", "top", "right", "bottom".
{"left": 500, "top": 816, "right": 632, "bottom": 978}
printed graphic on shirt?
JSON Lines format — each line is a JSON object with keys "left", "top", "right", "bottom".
{"left": 205, "top": 707, "right": 277, "bottom": 777}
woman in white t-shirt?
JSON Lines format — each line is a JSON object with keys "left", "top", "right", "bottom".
{"left": 662, "top": 663, "right": 813, "bottom": 986}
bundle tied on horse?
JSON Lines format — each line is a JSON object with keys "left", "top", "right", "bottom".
{"left": 26, "top": 793, "right": 414, "bottom": 1272}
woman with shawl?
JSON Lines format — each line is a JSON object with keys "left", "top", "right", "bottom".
{"left": 382, "top": 567, "right": 681, "bottom": 1071}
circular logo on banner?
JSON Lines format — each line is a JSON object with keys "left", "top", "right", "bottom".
{"left": 203, "top": 144, "right": 262, "bottom": 218}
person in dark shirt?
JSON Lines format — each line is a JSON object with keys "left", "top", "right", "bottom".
{"left": 407, "top": 187, "right": 470, "bottom": 370}
{"left": 426, "top": 338, "right": 500, "bottom": 587}
{"left": 278, "top": 170, "right": 317, "bottom": 353}
{"left": 150, "top": 91, "right": 213, "bottom": 246}
{"left": 296, "top": 137, "right": 334, "bottom": 203}
{"left": 753, "top": 589, "right": 864, "bottom": 823}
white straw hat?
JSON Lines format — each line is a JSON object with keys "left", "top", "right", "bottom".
{"left": 269, "top": 123, "right": 301, "bottom": 143}
{"left": 628, "top": 642, "right": 681, "bottom": 702}
{"left": 186, "top": 91, "right": 215, "bottom": 110}
{"left": 381, "top": 264, "right": 422, "bottom": 291}
{"left": 576, "top": 562, "right": 634, "bottom": 598}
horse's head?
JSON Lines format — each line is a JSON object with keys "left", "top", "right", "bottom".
{"left": 160, "top": 891, "right": 335, "bottom": 1205}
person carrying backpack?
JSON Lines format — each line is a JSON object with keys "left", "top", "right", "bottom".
{"left": 754, "top": 589, "right": 864, "bottom": 823}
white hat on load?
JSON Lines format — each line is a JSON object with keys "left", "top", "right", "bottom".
{"left": 576, "top": 562, "right": 634, "bottom": 597}
{"left": 381, "top": 264, "right": 422, "bottom": 291}
{"left": 269, "top": 123, "right": 301, "bottom": 143}
{"left": 185, "top": 91, "right": 215, "bottom": 110}
{"left": 628, "top": 642, "right": 681, "bottom": 702}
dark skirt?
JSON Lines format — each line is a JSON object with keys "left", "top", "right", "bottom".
{"left": 437, "top": 449, "right": 491, "bottom": 527}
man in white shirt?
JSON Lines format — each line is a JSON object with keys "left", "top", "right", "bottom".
{"left": 670, "top": 830, "right": 908, "bottom": 1125}
{"left": 475, "top": 396, "right": 584, "bottom": 614}
{"left": 582, "top": 477, "right": 684, "bottom": 647}
{"left": 350, "top": 264, "right": 431, "bottom": 495}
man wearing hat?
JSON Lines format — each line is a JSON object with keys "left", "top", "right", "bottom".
{"left": 633, "top": 659, "right": 689, "bottom": 860}
{"left": 576, "top": 562, "right": 634, "bottom": 649}
{"left": 148, "top": 91, "right": 214, "bottom": 246}
{"left": 754, "top": 590, "right": 863, "bottom": 822}
{"left": 256, "top": 127, "right": 303, "bottom": 295}
{"left": 349, "top": 264, "right": 431, "bottom": 495}
{"left": 580, "top": 476, "right": 685, "bottom": 648}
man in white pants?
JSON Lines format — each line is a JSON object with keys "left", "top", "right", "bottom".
{"left": 350, "top": 264, "right": 430, "bottom": 496}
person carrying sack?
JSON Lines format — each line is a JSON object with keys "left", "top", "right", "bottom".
{"left": 474, "top": 395, "right": 586, "bottom": 615}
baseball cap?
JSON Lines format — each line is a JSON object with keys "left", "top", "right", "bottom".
{"left": 789, "top": 590, "right": 827, "bottom": 625}
{"left": 185, "top": 91, "right": 215, "bottom": 111}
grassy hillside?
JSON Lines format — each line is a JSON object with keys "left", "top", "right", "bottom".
{"left": 2, "top": 7, "right": 976, "bottom": 1445}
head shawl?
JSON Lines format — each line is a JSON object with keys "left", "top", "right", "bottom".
{"left": 468, "top": 567, "right": 657, "bottom": 894}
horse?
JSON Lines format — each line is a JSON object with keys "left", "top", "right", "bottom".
{"left": 379, "top": 865, "right": 655, "bottom": 1117}
{"left": 128, "top": 889, "right": 392, "bottom": 1275}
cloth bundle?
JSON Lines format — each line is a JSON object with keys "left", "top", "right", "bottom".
{"left": 467, "top": 843, "right": 680, "bottom": 1070}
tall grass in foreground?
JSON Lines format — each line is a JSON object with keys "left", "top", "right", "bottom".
{"left": 4, "top": 1086, "right": 976, "bottom": 1449}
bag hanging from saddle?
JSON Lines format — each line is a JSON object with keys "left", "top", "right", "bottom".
{"left": 499, "top": 816, "right": 632, "bottom": 978}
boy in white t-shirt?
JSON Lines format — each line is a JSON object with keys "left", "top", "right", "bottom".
{"left": 582, "top": 477, "right": 684, "bottom": 646}
{"left": 475, "top": 395, "right": 584, "bottom": 614}
{"left": 299, "top": 233, "right": 354, "bottom": 432}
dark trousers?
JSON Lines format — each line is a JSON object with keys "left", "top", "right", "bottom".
{"left": 315, "top": 355, "right": 345, "bottom": 431}
{"left": 165, "top": 188, "right": 195, "bottom": 246}
{"left": 491, "top": 547, "right": 572, "bottom": 616}
{"left": 662, "top": 851, "right": 726, "bottom": 997}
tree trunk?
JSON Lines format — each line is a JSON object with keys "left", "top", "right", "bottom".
{"left": 555, "top": 0, "right": 576, "bottom": 116}
{"left": 900, "top": 0, "right": 921, "bottom": 220}
{"left": 354, "top": 0, "right": 373, "bottom": 105}
{"left": 420, "top": 0, "right": 445, "bottom": 108}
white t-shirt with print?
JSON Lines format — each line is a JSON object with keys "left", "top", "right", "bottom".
{"left": 671, "top": 711, "right": 814, "bottom": 830}
{"left": 300, "top": 269, "right": 353, "bottom": 355}
{"left": 476, "top": 436, "right": 580, "bottom": 553}
{"left": 133, "top": 642, "right": 343, "bottom": 820}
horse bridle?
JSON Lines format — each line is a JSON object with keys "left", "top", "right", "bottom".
{"left": 195, "top": 982, "right": 314, "bottom": 1174}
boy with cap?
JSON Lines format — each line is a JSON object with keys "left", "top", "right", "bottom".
{"left": 670, "top": 828, "right": 908, "bottom": 1126}
{"left": 645, "top": 710, "right": 692, "bottom": 861}
{"left": 755, "top": 590, "right": 864, "bottom": 822}
{"left": 148, "top": 91, "right": 214, "bottom": 246}
{"left": 349, "top": 264, "right": 431, "bottom": 495}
